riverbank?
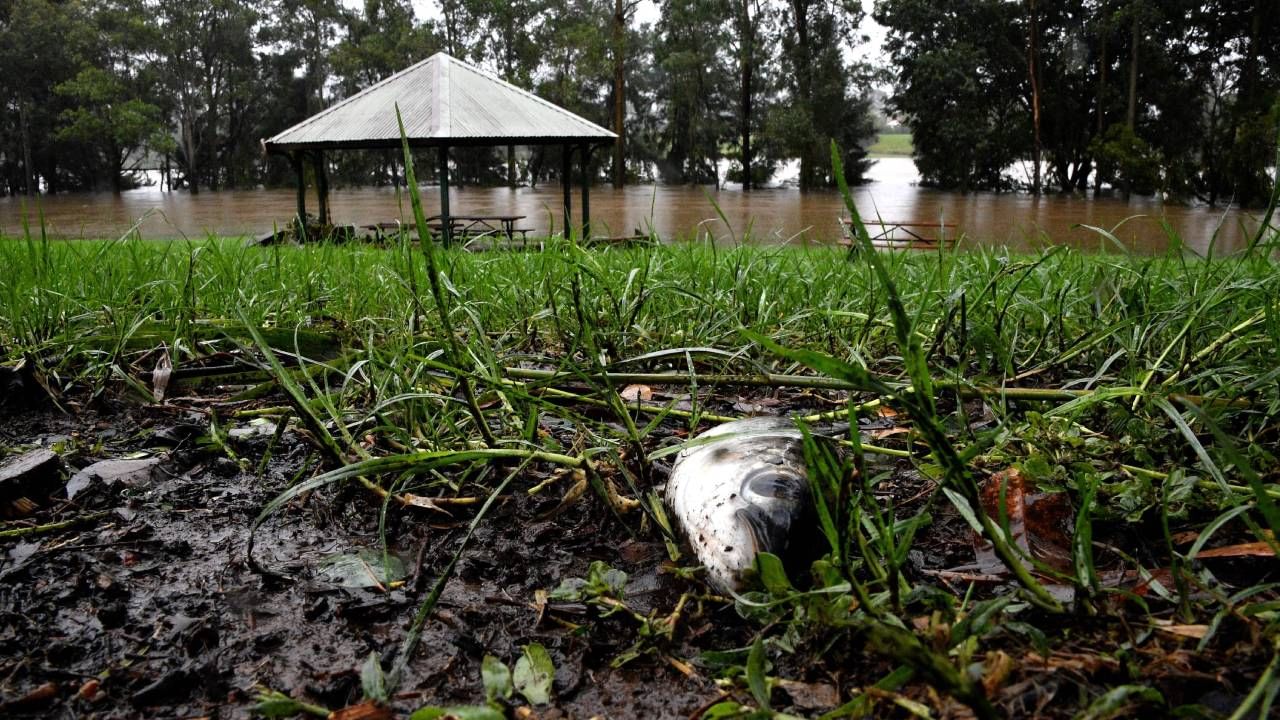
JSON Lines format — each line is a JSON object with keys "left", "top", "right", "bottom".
{"left": 2, "top": 236, "right": 1279, "bottom": 718}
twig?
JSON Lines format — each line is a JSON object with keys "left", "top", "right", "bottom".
{"left": 0, "top": 511, "right": 111, "bottom": 539}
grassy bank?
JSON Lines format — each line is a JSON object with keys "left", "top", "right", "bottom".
{"left": 3, "top": 231, "right": 1280, "bottom": 716}
{"left": 867, "top": 132, "right": 914, "bottom": 157}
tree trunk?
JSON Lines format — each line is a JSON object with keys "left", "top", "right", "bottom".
{"left": 738, "top": 0, "right": 754, "bottom": 190}
{"left": 1125, "top": 7, "right": 1138, "bottom": 133}
{"left": 183, "top": 115, "right": 200, "bottom": 195}
{"left": 1026, "top": 0, "right": 1042, "bottom": 195}
{"left": 612, "top": 0, "right": 627, "bottom": 188}
{"left": 1124, "top": 2, "right": 1139, "bottom": 200}
{"left": 791, "top": 0, "right": 812, "bottom": 190}
{"left": 18, "top": 101, "right": 35, "bottom": 196}
{"left": 1093, "top": 20, "right": 1107, "bottom": 193}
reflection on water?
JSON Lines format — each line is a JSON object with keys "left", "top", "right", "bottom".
{"left": 0, "top": 158, "right": 1260, "bottom": 254}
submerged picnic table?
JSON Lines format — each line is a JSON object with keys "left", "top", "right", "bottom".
{"left": 432, "top": 214, "right": 530, "bottom": 242}
{"left": 839, "top": 218, "right": 958, "bottom": 249}
{"left": 363, "top": 214, "right": 533, "bottom": 244}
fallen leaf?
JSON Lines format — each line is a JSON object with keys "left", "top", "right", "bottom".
{"left": 330, "top": 701, "right": 394, "bottom": 720}
{"left": 403, "top": 494, "right": 453, "bottom": 515}
{"left": 777, "top": 678, "right": 839, "bottom": 710}
{"left": 151, "top": 347, "right": 172, "bottom": 401}
{"left": 1151, "top": 620, "right": 1209, "bottom": 639}
{"left": 870, "top": 427, "right": 910, "bottom": 439}
{"left": 973, "top": 468, "right": 1074, "bottom": 575}
{"left": 1194, "top": 542, "right": 1279, "bottom": 559}
{"left": 982, "top": 651, "right": 1016, "bottom": 696}
{"left": 620, "top": 384, "right": 652, "bottom": 402}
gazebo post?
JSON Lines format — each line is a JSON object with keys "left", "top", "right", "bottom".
{"left": 314, "top": 150, "right": 330, "bottom": 226}
{"left": 291, "top": 151, "right": 307, "bottom": 241}
{"left": 580, "top": 144, "right": 592, "bottom": 241}
{"left": 438, "top": 145, "right": 452, "bottom": 246}
{"left": 561, "top": 145, "right": 573, "bottom": 238}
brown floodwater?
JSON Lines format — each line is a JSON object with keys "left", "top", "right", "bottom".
{"left": 0, "top": 159, "right": 1262, "bottom": 254}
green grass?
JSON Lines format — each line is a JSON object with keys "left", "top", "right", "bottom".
{"left": 3, "top": 220, "right": 1280, "bottom": 716}
{"left": 867, "top": 131, "right": 914, "bottom": 157}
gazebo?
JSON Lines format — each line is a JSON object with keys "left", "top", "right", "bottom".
{"left": 262, "top": 52, "right": 617, "bottom": 243}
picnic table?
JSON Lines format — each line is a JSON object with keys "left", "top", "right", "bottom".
{"left": 839, "top": 218, "right": 957, "bottom": 250}
{"left": 361, "top": 215, "right": 533, "bottom": 244}
{"left": 429, "top": 214, "right": 531, "bottom": 243}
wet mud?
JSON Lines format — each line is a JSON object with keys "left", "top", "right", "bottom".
{"left": 0, "top": 389, "right": 1274, "bottom": 719}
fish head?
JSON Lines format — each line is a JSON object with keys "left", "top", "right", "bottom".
{"left": 666, "top": 417, "right": 815, "bottom": 594}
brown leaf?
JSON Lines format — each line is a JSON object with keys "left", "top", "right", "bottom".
{"left": 1129, "top": 567, "right": 1177, "bottom": 598}
{"left": 619, "top": 384, "right": 653, "bottom": 402}
{"left": 982, "top": 651, "right": 1016, "bottom": 696}
{"left": 973, "top": 468, "right": 1074, "bottom": 576}
{"left": 1194, "top": 542, "right": 1279, "bottom": 559}
{"left": 402, "top": 494, "right": 453, "bottom": 515}
{"left": 777, "top": 679, "right": 839, "bottom": 710}
{"left": 151, "top": 347, "right": 172, "bottom": 402}
{"left": 1152, "top": 620, "right": 1210, "bottom": 639}
{"left": 329, "top": 701, "right": 393, "bottom": 720}
{"left": 870, "top": 427, "right": 910, "bottom": 440}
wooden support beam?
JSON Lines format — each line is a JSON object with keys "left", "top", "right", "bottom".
{"left": 562, "top": 145, "right": 573, "bottom": 238}
{"left": 292, "top": 152, "right": 307, "bottom": 242}
{"left": 438, "top": 145, "right": 452, "bottom": 246}
{"left": 581, "top": 144, "right": 592, "bottom": 240}
{"left": 314, "top": 150, "right": 330, "bottom": 226}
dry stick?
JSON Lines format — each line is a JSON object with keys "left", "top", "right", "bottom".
{"left": 533, "top": 384, "right": 737, "bottom": 423}
{"left": 1160, "top": 309, "right": 1267, "bottom": 390}
{"left": 1121, "top": 463, "right": 1280, "bottom": 501}
{"left": 0, "top": 511, "right": 111, "bottom": 539}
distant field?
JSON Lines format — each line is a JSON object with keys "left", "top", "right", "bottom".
{"left": 868, "top": 132, "right": 914, "bottom": 156}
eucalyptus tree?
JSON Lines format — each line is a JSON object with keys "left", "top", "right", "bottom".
{"left": 774, "top": 0, "right": 875, "bottom": 189}
{"left": 728, "top": 0, "right": 773, "bottom": 189}
{"left": 876, "top": 0, "right": 1033, "bottom": 191}
{"left": 148, "top": 0, "right": 261, "bottom": 193}
{"left": 459, "top": 0, "right": 548, "bottom": 185}
{"left": 655, "top": 0, "right": 734, "bottom": 184}
{"left": 0, "top": 0, "right": 92, "bottom": 195}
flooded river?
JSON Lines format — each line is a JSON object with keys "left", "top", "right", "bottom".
{"left": 0, "top": 158, "right": 1262, "bottom": 254}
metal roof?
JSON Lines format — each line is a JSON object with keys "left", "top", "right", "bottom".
{"left": 264, "top": 53, "right": 616, "bottom": 151}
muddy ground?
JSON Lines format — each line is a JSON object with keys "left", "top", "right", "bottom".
{"left": 0, "top": 385, "right": 1273, "bottom": 719}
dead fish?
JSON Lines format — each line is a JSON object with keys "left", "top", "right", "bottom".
{"left": 665, "top": 416, "right": 817, "bottom": 594}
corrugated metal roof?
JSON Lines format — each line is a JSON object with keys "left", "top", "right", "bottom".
{"left": 264, "top": 53, "right": 616, "bottom": 151}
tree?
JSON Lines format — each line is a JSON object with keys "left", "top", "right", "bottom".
{"left": 150, "top": 0, "right": 261, "bottom": 193}
{"left": 877, "top": 0, "right": 1031, "bottom": 191}
{"left": 655, "top": 0, "right": 733, "bottom": 184}
{"left": 0, "top": 0, "right": 91, "bottom": 195}
{"left": 611, "top": 0, "right": 642, "bottom": 187}
{"left": 54, "top": 68, "right": 170, "bottom": 192}
{"left": 773, "top": 0, "right": 875, "bottom": 189}
{"left": 728, "top": 0, "right": 770, "bottom": 189}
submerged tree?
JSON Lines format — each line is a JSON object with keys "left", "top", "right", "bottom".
{"left": 654, "top": 0, "right": 733, "bottom": 184}
{"left": 774, "top": 0, "right": 876, "bottom": 189}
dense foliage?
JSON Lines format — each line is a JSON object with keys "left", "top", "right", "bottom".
{"left": 0, "top": 0, "right": 877, "bottom": 195}
{"left": 876, "top": 0, "right": 1280, "bottom": 204}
